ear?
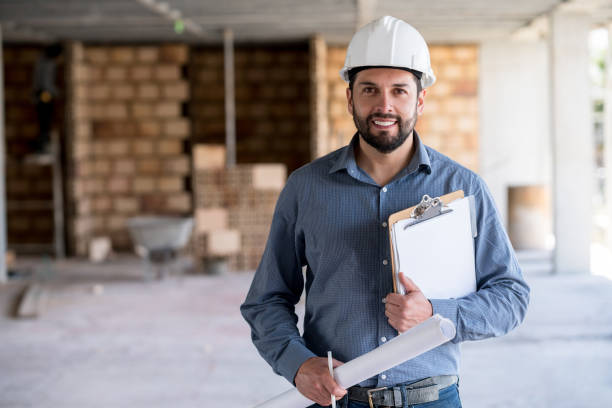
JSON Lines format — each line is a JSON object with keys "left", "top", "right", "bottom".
{"left": 416, "top": 89, "right": 427, "bottom": 116}
{"left": 346, "top": 87, "right": 354, "bottom": 115}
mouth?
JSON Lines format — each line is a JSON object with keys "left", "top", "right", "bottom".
{"left": 371, "top": 118, "right": 398, "bottom": 129}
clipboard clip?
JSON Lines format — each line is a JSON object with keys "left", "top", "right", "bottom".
{"left": 407, "top": 195, "right": 453, "bottom": 227}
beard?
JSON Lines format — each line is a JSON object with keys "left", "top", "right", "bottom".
{"left": 352, "top": 105, "right": 418, "bottom": 154}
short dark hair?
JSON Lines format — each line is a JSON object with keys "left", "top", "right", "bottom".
{"left": 348, "top": 66, "right": 422, "bottom": 95}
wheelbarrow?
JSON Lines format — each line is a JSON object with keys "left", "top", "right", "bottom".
{"left": 126, "top": 216, "right": 194, "bottom": 279}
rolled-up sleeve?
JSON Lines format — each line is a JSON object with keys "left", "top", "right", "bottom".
{"left": 240, "top": 174, "right": 316, "bottom": 383}
{"left": 430, "top": 177, "right": 530, "bottom": 343}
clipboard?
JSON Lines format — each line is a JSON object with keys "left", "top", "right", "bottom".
{"left": 388, "top": 190, "right": 477, "bottom": 299}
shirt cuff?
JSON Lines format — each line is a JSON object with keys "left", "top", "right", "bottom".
{"left": 276, "top": 340, "right": 317, "bottom": 384}
{"left": 430, "top": 298, "right": 459, "bottom": 341}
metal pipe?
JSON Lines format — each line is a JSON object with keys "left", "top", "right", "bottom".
{"left": 0, "top": 24, "right": 7, "bottom": 283}
{"left": 224, "top": 28, "right": 236, "bottom": 168}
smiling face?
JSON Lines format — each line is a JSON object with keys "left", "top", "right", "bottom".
{"left": 347, "top": 68, "right": 425, "bottom": 154}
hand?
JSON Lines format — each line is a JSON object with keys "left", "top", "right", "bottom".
{"left": 385, "top": 273, "right": 433, "bottom": 333}
{"left": 295, "top": 356, "right": 347, "bottom": 406}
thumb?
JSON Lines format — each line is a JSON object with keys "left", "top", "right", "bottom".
{"left": 331, "top": 358, "right": 344, "bottom": 368}
{"left": 399, "top": 273, "right": 420, "bottom": 293}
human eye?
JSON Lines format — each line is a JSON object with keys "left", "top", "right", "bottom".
{"left": 394, "top": 88, "right": 408, "bottom": 95}
{"left": 362, "top": 87, "right": 376, "bottom": 95}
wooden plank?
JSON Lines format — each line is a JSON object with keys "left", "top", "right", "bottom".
{"left": 17, "top": 283, "right": 47, "bottom": 318}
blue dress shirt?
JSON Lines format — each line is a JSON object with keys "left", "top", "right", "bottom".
{"left": 241, "top": 132, "right": 530, "bottom": 387}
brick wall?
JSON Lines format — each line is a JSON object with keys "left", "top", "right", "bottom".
{"left": 2, "top": 45, "right": 63, "bottom": 250}
{"left": 190, "top": 44, "right": 311, "bottom": 173}
{"left": 66, "top": 43, "right": 191, "bottom": 255}
{"left": 325, "top": 45, "right": 479, "bottom": 171}
{"left": 192, "top": 145, "right": 285, "bottom": 271}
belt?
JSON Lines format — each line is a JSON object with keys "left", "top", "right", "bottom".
{"left": 347, "top": 375, "right": 458, "bottom": 408}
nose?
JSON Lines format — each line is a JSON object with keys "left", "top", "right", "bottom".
{"left": 375, "top": 90, "right": 393, "bottom": 113}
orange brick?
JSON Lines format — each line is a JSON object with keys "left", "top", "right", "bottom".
{"left": 113, "top": 197, "right": 139, "bottom": 214}
{"left": 193, "top": 144, "right": 225, "bottom": 170}
{"left": 107, "top": 215, "right": 126, "bottom": 231}
{"left": 252, "top": 164, "right": 286, "bottom": 191}
{"left": 130, "top": 65, "right": 153, "bottom": 81}
{"left": 157, "top": 140, "right": 183, "bottom": 155}
{"left": 163, "top": 156, "right": 190, "bottom": 174}
{"left": 138, "top": 159, "right": 161, "bottom": 174}
{"left": 162, "top": 82, "right": 189, "bottom": 100}
{"left": 85, "top": 47, "right": 108, "bottom": 64}
{"left": 131, "top": 102, "right": 154, "bottom": 118}
{"left": 158, "top": 176, "right": 184, "bottom": 192}
{"left": 114, "top": 159, "right": 136, "bottom": 174}
{"left": 138, "top": 121, "right": 161, "bottom": 137}
{"left": 136, "top": 47, "right": 159, "bottom": 63}
{"left": 133, "top": 140, "right": 154, "bottom": 156}
{"left": 196, "top": 208, "right": 228, "bottom": 233}
{"left": 109, "top": 47, "right": 135, "bottom": 64}
{"left": 136, "top": 83, "right": 160, "bottom": 99}
{"left": 133, "top": 177, "right": 156, "bottom": 193}
{"left": 105, "top": 66, "right": 128, "bottom": 81}
{"left": 93, "top": 197, "right": 112, "bottom": 212}
{"left": 160, "top": 44, "right": 188, "bottom": 64}
{"left": 105, "top": 103, "right": 128, "bottom": 119}
{"left": 155, "top": 102, "right": 181, "bottom": 118}
{"left": 111, "top": 84, "right": 135, "bottom": 100}
{"left": 166, "top": 193, "right": 191, "bottom": 212}
{"left": 163, "top": 119, "right": 190, "bottom": 138}
{"left": 94, "top": 159, "right": 112, "bottom": 175}
{"left": 155, "top": 65, "right": 181, "bottom": 81}
{"left": 107, "top": 178, "right": 130, "bottom": 193}
{"left": 107, "top": 140, "right": 130, "bottom": 156}
{"left": 207, "top": 230, "right": 241, "bottom": 256}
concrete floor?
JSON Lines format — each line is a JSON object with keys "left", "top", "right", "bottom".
{"left": 1, "top": 257, "right": 611, "bottom": 408}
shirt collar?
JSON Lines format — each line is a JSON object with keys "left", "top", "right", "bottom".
{"left": 329, "top": 131, "right": 432, "bottom": 176}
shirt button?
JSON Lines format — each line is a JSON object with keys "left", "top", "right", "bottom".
{"left": 381, "top": 374, "right": 387, "bottom": 380}
{"left": 381, "top": 336, "right": 387, "bottom": 342}
{"left": 382, "top": 259, "right": 388, "bottom": 265}
{"left": 382, "top": 221, "right": 388, "bottom": 228}
{"left": 382, "top": 187, "right": 388, "bottom": 192}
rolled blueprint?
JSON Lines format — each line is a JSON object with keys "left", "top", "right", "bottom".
{"left": 253, "top": 314, "right": 456, "bottom": 408}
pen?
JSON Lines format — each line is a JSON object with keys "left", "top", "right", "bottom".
{"left": 327, "top": 350, "right": 336, "bottom": 408}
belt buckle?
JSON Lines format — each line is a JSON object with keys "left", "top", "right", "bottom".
{"left": 366, "top": 387, "right": 388, "bottom": 408}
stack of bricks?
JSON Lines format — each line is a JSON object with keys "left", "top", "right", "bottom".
{"left": 190, "top": 44, "right": 311, "bottom": 173}
{"left": 66, "top": 43, "right": 191, "bottom": 255}
{"left": 192, "top": 145, "right": 286, "bottom": 271}
{"left": 2, "top": 46, "right": 60, "bottom": 249}
{"left": 325, "top": 44, "right": 479, "bottom": 171}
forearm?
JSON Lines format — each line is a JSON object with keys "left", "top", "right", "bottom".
{"left": 430, "top": 272, "right": 529, "bottom": 343}
{"left": 241, "top": 300, "right": 316, "bottom": 383}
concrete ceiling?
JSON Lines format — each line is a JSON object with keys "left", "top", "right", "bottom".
{"left": 0, "top": 0, "right": 610, "bottom": 45}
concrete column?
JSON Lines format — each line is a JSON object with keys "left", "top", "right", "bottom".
{"left": 549, "top": 11, "right": 593, "bottom": 274}
{"left": 0, "top": 25, "right": 7, "bottom": 283}
{"left": 605, "top": 24, "right": 612, "bottom": 252}
{"left": 309, "top": 35, "right": 328, "bottom": 159}
{"left": 223, "top": 28, "right": 236, "bottom": 168}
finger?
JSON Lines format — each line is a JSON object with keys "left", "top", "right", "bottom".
{"left": 399, "top": 273, "right": 420, "bottom": 293}
{"left": 385, "top": 293, "right": 405, "bottom": 306}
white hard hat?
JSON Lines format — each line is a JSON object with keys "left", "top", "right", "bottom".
{"left": 340, "top": 16, "right": 436, "bottom": 88}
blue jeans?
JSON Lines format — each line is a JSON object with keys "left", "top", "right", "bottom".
{"left": 311, "top": 384, "right": 462, "bottom": 408}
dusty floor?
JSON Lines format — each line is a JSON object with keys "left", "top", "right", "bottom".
{"left": 1, "top": 256, "right": 611, "bottom": 408}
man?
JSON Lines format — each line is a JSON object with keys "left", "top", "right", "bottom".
{"left": 241, "top": 16, "right": 529, "bottom": 408}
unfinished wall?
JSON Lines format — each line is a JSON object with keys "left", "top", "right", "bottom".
{"left": 2, "top": 45, "right": 62, "bottom": 251}
{"left": 192, "top": 145, "right": 285, "bottom": 271}
{"left": 325, "top": 45, "right": 479, "bottom": 171}
{"left": 190, "top": 44, "right": 311, "bottom": 173}
{"left": 66, "top": 44, "right": 191, "bottom": 255}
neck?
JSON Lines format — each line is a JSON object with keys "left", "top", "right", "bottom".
{"left": 355, "top": 132, "right": 416, "bottom": 187}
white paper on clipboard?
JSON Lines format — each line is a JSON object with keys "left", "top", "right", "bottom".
{"left": 391, "top": 196, "right": 477, "bottom": 299}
